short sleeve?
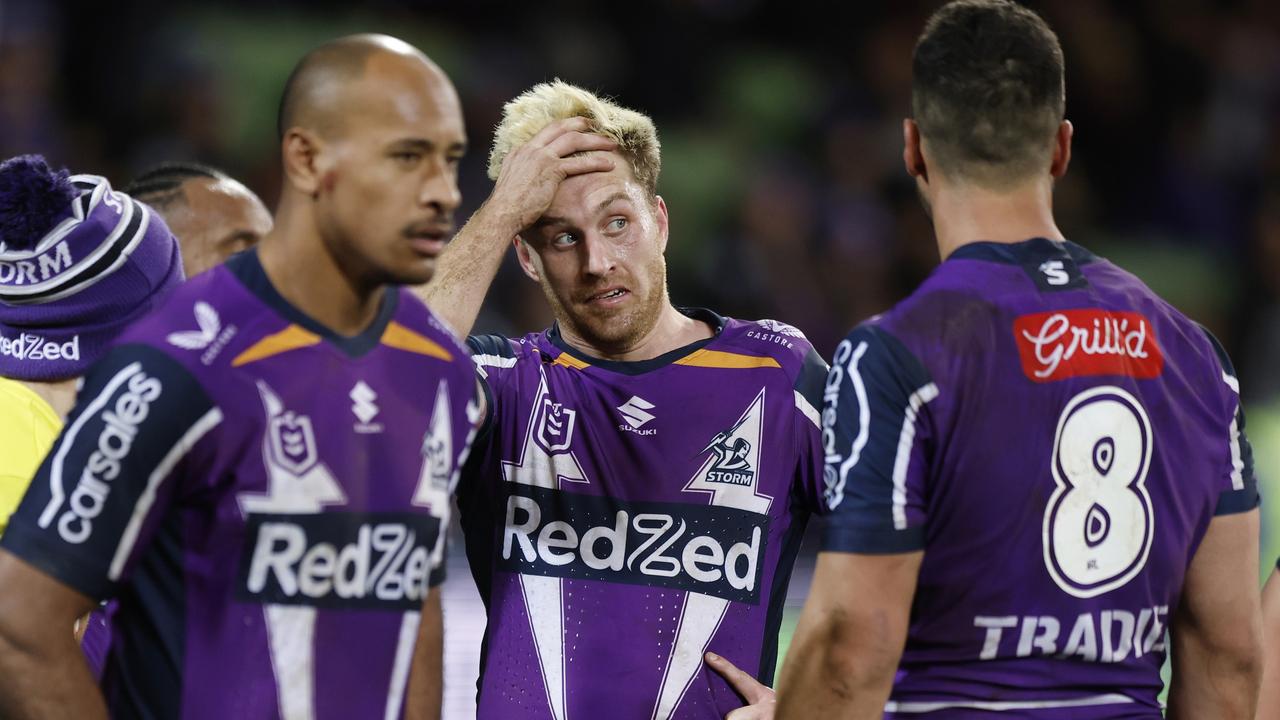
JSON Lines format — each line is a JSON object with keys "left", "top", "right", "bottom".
{"left": 0, "top": 344, "right": 220, "bottom": 600}
{"left": 1199, "top": 328, "right": 1260, "bottom": 516}
{"left": 467, "top": 334, "right": 521, "bottom": 435}
{"left": 792, "top": 346, "right": 829, "bottom": 512}
{"left": 819, "top": 325, "right": 937, "bottom": 554}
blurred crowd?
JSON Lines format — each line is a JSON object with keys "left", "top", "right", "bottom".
{"left": 4, "top": 0, "right": 1280, "bottom": 564}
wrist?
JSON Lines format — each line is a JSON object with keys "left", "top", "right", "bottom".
{"left": 472, "top": 196, "right": 528, "bottom": 238}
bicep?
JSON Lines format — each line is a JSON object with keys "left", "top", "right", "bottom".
{"left": 799, "top": 551, "right": 923, "bottom": 648}
{"left": 778, "top": 550, "right": 922, "bottom": 710}
{"left": 1173, "top": 509, "right": 1261, "bottom": 659}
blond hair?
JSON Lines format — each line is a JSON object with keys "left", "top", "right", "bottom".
{"left": 488, "top": 80, "right": 661, "bottom": 195}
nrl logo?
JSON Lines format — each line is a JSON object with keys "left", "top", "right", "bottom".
{"left": 533, "top": 397, "right": 577, "bottom": 454}
{"left": 260, "top": 383, "right": 320, "bottom": 477}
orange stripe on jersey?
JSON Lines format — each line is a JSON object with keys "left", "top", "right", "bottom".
{"left": 674, "top": 348, "right": 781, "bottom": 369}
{"left": 381, "top": 322, "right": 453, "bottom": 361}
{"left": 231, "top": 325, "right": 322, "bottom": 367}
{"left": 552, "top": 353, "right": 589, "bottom": 370}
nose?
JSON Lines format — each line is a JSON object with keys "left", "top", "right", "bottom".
{"left": 418, "top": 159, "right": 462, "bottom": 215}
{"left": 580, "top": 233, "right": 617, "bottom": 278}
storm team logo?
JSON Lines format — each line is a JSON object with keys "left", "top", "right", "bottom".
{"left": 702, "top": 425, "right": 755, "bottom": 487}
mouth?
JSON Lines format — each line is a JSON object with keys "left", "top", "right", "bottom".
{"left": 404, "top": 226, "right": 452, "bottom": 258}
{"left": 583, "top": 286, "right": 630, "bottom": 307}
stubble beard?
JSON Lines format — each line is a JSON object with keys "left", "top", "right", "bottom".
{"left": 543, "top": 252, "right": 669, "bottom": 356}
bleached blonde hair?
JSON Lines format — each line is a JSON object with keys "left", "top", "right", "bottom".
{"left": 488, "top": 80, "right": 661, "bottom": 196}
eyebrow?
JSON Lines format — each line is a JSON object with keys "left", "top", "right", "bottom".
{"left": 389, "top": 138, "right": 468, "bottom": 154}
{"left": 534, "top": 191, "right": 633, "bottom": 228}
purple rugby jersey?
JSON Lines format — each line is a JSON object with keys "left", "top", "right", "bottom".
{"left": 2, "top": 249, "right": 481, "bottom": 719}
{"left": 458, "top": 310, "right": 828, "bottom": 719}
{"left": 821, "top": 238, "right": 1259, "bottom": 718}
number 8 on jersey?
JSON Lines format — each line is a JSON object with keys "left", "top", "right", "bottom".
{"left": 1044, "top": 385, "right": 1155, "bottom": 599}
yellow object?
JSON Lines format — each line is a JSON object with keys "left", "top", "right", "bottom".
{"left": 231, "top": 324, "right": 321, "bottom": 367}
{"left": 0, "top": 377, "right": 63, "bottom": 536}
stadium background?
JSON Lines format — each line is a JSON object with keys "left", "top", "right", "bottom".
{"left": 4, "top": 0, "right": 1279, "bottom": 714}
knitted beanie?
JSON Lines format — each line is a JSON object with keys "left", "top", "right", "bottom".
{"left": 0, "top": 155, "right": 184, "bottom": 381}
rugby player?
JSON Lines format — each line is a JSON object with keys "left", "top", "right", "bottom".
{"left": 776, "top": 2, "right": 1262, "bottom": 718}
{"left": 125, "top": 162, "right": 272, "bottom": 277}
{"left": 421, "top": 81, "right": 825, "bottom": 719}
{"left": 0, "top": 34, "right": 479, "bottom": 719}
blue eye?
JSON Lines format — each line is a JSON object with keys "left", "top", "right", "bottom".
{"left": 552, "top": 232, "right": 577, "bottom": 247}
{"left": 607, "top": 218, "right": 628, "bottom": 232}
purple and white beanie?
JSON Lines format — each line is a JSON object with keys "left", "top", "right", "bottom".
{"left": 0, "top": 155, "right": 184, "bottom": 381}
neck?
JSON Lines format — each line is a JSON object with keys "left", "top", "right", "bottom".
{"left": 22, "top": 378, "right": 78, "bottom": 419}
{"left": 929, "top": 176, "right": 1064, "bottom": 260}
{"left": 559, "top": 302, "right": 712, "bottom": 363}
{"left": 257, "top": 198, "right": 385, "bottom": 336}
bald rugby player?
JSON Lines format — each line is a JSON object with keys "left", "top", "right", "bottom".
{"left": 0, "top": 34, "right": 479, "bottom": 720}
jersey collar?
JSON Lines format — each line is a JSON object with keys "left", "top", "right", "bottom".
{"left": 225, "top": 248, "right": 399, "bottom": 359}
{"left": 948, "top": 237, "right": 1098, "bottom": 266}
{"left": 546, "top": 307, "right": 726, "bottom": 375}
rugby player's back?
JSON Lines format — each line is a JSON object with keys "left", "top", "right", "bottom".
{"left": 1, "top": 249, "right": 481, "bottom": 719}
{"left": 822, "top": 237, "right": 1257, "bottom": 717}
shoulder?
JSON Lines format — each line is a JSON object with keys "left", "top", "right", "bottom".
{"left": 715, "top": 315, "right": 829, "bottom": 405}
{"left": 390, "top": 288, "right": 472, "bottom": 366}
{"left": 112, "top": 265, "right": 251, "bottom": 364}
{"left": 466, "top": 330, "right": 556, "bottom": 371}
{"left": 831, "top": 321, "right": 935, "bottom": 394}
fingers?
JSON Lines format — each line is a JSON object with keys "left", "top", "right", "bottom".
{"left": 559, "top": 152, "right": 616, "bottom": 179}
{"left": 526, "top": 116, "right": 594, "bottom": 150}
{"left": 705, "top": 652, "right": 773, "bottom": 704}
{"left": 546, "top": 130, "right": 617, "bottom": 159}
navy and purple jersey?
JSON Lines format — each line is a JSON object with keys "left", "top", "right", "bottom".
{"left": 1, "top": 250, "right": 482, "bottom": 719}
{"left": 458, "top": 310, "right": 828, "bottom": 719}
{"left": 822, "top": 238, "right": 1259, "bottom": 717}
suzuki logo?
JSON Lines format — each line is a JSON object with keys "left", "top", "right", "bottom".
{"left": 350, "top": 381, "right": 382, "bottom": 433}
{"left": 617, "top": 396, "right": 655, "bottom": 429}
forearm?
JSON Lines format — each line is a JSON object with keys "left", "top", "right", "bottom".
{"left": 418, "top": 202, "right": 521, "bottom": 338}
{"left": 776, "top": 612, "right": 899, "bottom": 720}
{"left": 0, "top": 629, "right": 106, "bottom": 719}
{"left": 403, "top": 587, "right": 444, "bottom": 720}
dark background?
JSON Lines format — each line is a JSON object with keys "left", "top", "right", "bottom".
{"left": 5, "top": 0, "right": 1280, "bottom": 614}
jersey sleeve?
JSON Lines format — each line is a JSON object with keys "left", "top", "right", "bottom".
{"left": 0, "top": 344, "right": 220, "bottom": 601}
{"left": 792, "top": 345, "right": 829, "bottom": 512}
{"left": 819, "top": 325, "right": 938, "bottom": 554}
{"left": 467, "top": 334, "right": 520, "bottom": 436}
{"left": 1199, "top": 328, "right": 1260, "bottom": 515}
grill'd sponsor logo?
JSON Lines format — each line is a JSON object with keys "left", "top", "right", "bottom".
{"left": 499, "top": 485, "right": 769, "bottom": 604}
{"left": 1014, "top": 309, "right": 1163, "bottom": 382}
{"left": 238, "top": 512, "right": 442, "bottom": 610}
